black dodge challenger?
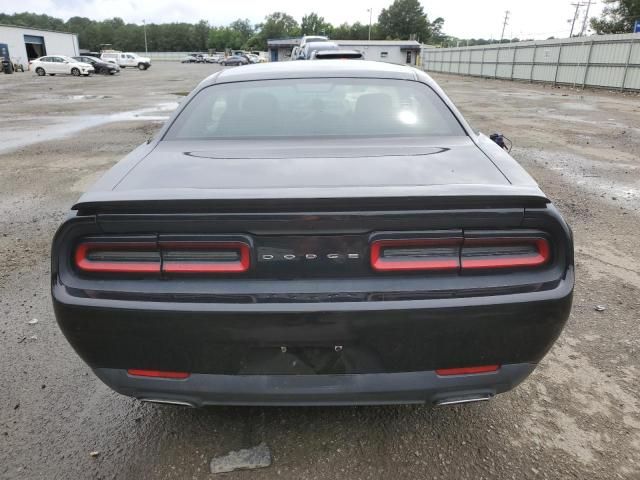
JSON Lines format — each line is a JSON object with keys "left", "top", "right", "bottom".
{"left": 52, "top": 61, "right": 574, "bottom": 406}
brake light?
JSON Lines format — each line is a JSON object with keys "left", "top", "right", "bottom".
{"left": 436, "top": 365, "right": 500, "bottom": 376}
{"left": 461, "top": 237, "right": 550, "bottom": 269}
{"left": 370, "top": 238, "right": 461, "bottom": 272}
{"left": 127, "top": 369, "right": 190, "bottom": 379}
{"left": 74, "top": 239, "right": 251, "bottom": 274}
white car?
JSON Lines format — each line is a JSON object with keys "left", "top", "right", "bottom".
{"left": 30, "top": 55, "right": 94, "bottom": 76}
{"left": 100, "top": 51, "right": 151, "bottom": 70}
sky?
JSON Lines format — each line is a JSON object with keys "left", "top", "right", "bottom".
{"left": 5, "top": 0, "right": 606, "bottom": 40}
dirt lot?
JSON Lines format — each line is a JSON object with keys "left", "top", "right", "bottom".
{"left": 0, "top": 63, "right": 639, "bottom": 480}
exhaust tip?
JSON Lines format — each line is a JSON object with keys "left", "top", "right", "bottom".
{"left": 140, "top": 398, "right": 195, "bottom": 407}
{"left": 434, "top": 393, "right": 493, "bottom": 406}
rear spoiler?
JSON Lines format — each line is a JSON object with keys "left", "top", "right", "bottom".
{"left": 73, "top": 185, "right": 549, "bottom": 214}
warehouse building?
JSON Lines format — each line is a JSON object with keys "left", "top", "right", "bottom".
{"left": 334, "top": 40, "right": 422, "bottom": 65}
{"left": 267, "top": 38, "right": 424, "bottom": 65}
{"left": 0, "top": 24, "right": 79, "bottom": 70}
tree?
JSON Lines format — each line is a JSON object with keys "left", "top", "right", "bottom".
{"left": 260, "top": 12, "right": 300, "bottom": 39}
{"left": 591, "top": 0, "right": 640, "bottom": 34}
{"left": 301, "top": 13, "right": 332, "bottom": 36}
{"left": 377, "top": 0, "right": 432, "bottom": 41}
{"left": 251, "top": 12, "right": 300, "bottom": 50}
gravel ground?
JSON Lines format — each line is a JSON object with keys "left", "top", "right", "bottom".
{"left": 0, "top": 63, "right": 639, "bottom": 480}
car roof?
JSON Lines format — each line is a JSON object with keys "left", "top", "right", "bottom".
{"left": 205, "top": 60, "right": 421, "bottom": 86}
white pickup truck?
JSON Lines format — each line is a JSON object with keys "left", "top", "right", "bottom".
{"left": 100, "top": 52, "right": 151, "bottom": 70}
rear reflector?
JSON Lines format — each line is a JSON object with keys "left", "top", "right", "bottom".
{"left": 370, "top": 238, "right": 461, "bottom": 272}
{"left": 436, "top": 365, "right": 500, "bottom": 376}
{"left": 461, "top": 237, "right": 550, "bottom": 269}
{"left": 127, "top": 369, "right": 190, "bottom": 379}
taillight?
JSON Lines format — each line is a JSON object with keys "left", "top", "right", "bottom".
{"left": 370, "top": 238, "right": 461, "bottom": 272}
{"left": 74, "top": 239, "right": 251, "bottom": 274}
{"left": 127, "top": 369, "right": 190, "bottom": 379}
{"left": 161, "top": 241, "right": 250, "bottom": 273}
{"left": 461, "top": 237, "right": 550, "bottom": 269}
{"left": 75, "top": 241, "right": 161, "bottom": 273}
{"left": 436, "top": 365, "right": 500, "bottom": 376}
{"left": 370, "top": 233, "right": 551, "bottom": 272}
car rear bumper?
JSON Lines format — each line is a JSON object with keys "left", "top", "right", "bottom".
{"left": 53, "top": 267, "right": 573, "bottom": 404}
{"left": 94, "top": 363, "right": 536, "bottom": 406}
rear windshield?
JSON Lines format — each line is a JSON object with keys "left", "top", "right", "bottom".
{"left": 165, "top": 78, "right": 466, "bottom": 139}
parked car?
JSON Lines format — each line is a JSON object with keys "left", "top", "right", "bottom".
{"left": 203, "top": 54, "right": 222, "bottom": 63}
{"left": 30, "top": 55, "right": 94, "bottom": 76}
{"left": 189, "top": 53, "right": 207, "bottom": 63}
{"left": 180, "top": 55, "right": 200, "bottom": 63}
{"left": 310, "top": 49, "right": 364, "bottom": 60}
{"left": 250, "top": 51, "right": 269, "bottom": 62}
{"left": 73, "top": 56, "right": 120, "bottom": 74}
{"left": 219, "top": 55, "right": 248, "bottom": 66}
{"left": 299, "top": 35, "right": 329, "bottom": 48}
{"left": 300, "top": 41, "right": 339, "bottom": 60}
{"left": 246, "top": 53, "right": 260, "bottom": 63}
{"left": 52, "top": 60, "right": 574, "bottom": 407}
{"left": 100, "top": 51, "right": 151, "bottom": 70}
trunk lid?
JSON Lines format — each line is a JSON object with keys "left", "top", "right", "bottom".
{"left": 74, "top": 137, "right": 548, "bottom": 212}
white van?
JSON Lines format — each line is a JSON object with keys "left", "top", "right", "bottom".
{"left": 100, "top": 51, "right": 151, "bottom": 70}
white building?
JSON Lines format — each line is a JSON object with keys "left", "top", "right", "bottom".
{"left": 0, "top": 24, "right": 79, "bottom": 70}
{"left": 334, "top": 40, "right": 423, "bottom": 66}
{"left": 266, "top": 38, "right": 425, "bottom": 66}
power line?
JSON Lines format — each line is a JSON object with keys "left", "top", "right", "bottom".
{"left": 500, "top": 10, "right": 510, "bottom": 42}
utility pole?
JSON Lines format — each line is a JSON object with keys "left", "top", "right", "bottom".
{"left": 569, "top": 3, "right": 583, "bottom": 37}
{"left": 367, "top": 8, "right": 372, "bottom": 41}
{"left": 143, "top": 19, "right": 148, "bottom": 54}
{"left": 500, "top": 10, "right": 510, "bottom": 43}
{"left": 579, "top": 0, "right": 592, "bottom": 36}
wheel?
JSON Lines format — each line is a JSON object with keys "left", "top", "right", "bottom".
{"left": 221, "top": 61, "right": 227, "bottom": 66}
{"left": 109, "top": 70, "right": 116, "bottom": 75}
{"left": 35, "top": 67, "right": 45, "bottom": 76}
{"left": 71, "top": 67, "right": 80, "bottom": 76}
{"left": 137, "top": 63, "right": 147, "bottom": 70}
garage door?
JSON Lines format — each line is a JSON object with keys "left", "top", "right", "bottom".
{"left": 24, "top": 35, "right": 46, "bottom": 60}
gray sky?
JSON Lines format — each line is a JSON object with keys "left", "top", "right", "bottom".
{"left": 8, "top": 0, "right": 605, "bottom": 40}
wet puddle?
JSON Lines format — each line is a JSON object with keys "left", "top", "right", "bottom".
{"left": 0, "top": 102, "right": 179, "bottom": 154}
{"left": 517, "top": 148, "right": 640, "bottom": 211}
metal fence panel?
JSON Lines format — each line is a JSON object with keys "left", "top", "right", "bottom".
{"left": 422, "top": 33, "right": 640, "bottom": 91}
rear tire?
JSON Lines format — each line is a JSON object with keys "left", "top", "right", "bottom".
{"left": 71, "top": 67, "right": 80, "bottom": 76}
{"left": 35, "top": 67, "right": 45, "bottom": 76}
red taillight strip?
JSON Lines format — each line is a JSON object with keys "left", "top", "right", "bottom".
{"left": 461, "top": 238, "right": 550, "bottom": 270}
{"left": 127, "top": 369, "right": 190, "bottom": 379}
{"left": 160, "top": 241, "right": 251, "bottom": 273}
{"left": 436, "top": 365, "right": 500, "bottom": 376}
{"left": 75, "top": 242, "right": 160, "bottom": 273}
{"left": 370, "top": 238, "right": 461, "bottom": 272}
